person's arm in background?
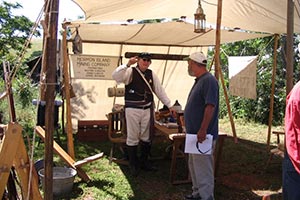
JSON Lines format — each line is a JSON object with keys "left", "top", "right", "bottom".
{"left": 112, "top": 56, "right": 137, "bottom": 84}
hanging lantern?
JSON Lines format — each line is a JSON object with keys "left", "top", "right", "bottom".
{"left": 194, "top": 0, "right": 206, "bottom": 33}
{"left": 72, "top": 27, "right": 82, "bottom": 54}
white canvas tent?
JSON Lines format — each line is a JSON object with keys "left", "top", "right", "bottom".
{"left": 66, "top": 22, "right": 271, "bottom": 128}
{"left": 68, "top": 43, "right": 208, "bottom": 126}
{"left": 64, "top": 0, "right": 299, "bottom": 128}
{"left": 72, "top": 0, "right": 300, "bottom": 34}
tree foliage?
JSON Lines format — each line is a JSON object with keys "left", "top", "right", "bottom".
{"left": 0, "top": 1, "right": 40, "bottom": 126}
{"left": 0, "top": 1, "right": 40, "bottom": 64}
{"left": 214, "top": 34, "right": 300, "bottom": 125}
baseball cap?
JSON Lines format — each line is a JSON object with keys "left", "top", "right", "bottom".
{"left": 184, "top": 52, "right": 207, "bottom": 65}
{"left": 138, "top": 52, "right": 152, "bottom": 59}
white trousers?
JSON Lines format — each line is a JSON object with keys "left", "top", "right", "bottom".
{"left": 125, "top": 107, "right": 151, "bottom": 146}
{"left": 188, "top": 141, "right": 216, "bottom": 200}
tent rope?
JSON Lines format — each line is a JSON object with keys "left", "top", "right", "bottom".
{"left": 28, "top": 56, "right": 42, "bottom": 78}
{"left": 10, "top": 3, "right": 45, "bottom": 82}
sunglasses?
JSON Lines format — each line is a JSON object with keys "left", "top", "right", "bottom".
{"left": 142, "top": 58, "right": 151, "bottom": 62}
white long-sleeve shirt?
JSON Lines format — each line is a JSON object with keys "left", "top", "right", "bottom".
{"left": 112, "top": 64, "right": 172, "bottom": 108}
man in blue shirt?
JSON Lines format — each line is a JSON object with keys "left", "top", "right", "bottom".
{"left": 184, "top": 52, "right": 219, "bottom": 200}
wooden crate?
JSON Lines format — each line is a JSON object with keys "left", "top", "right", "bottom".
{"left": 77, "top": 120, "right": 109, "bottom": 142}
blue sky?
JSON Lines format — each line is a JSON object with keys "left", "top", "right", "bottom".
{"left": 6, "top": 0, "right": 84, "bottom": 25}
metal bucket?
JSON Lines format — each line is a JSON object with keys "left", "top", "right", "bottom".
{"left": 38, "top": 167, "right": 77, "bottom": 197}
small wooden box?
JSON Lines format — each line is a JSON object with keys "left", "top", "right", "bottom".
{"left": 77, "top": 120, "right": 109, "bottom": 142}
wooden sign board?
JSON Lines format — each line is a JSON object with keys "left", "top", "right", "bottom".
{"left": 69, "top": 54, "right": 119, "bottom": 80}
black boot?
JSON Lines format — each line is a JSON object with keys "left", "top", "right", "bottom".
{"left": 140, "top": 141, "right": 158, "bottom": 171}
{"left": 127, "top": 145, "right": 139, "bottom": 177}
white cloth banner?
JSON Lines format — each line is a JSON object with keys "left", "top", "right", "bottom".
{"left": 184, "top": 134, "right": 213, "bottom": 155}
{"left": 69, "top": 54, "right": 119, "bottom": 80}
{"left": 228, "top": 56, "right": 257, "bottom": 99}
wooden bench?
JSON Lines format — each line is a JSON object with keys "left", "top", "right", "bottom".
{"left": 266, "top": 131, "right": 285, "bottom": 169}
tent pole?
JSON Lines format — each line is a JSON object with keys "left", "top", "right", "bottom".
{"left": 113, "top": 44, "right": 124, "bottom": 106}
{"left": 43, "top": 0, "right": 60, "bottom": 199}
{"left": 118, "top": 44, "right": 124, "bottom": 66}
{"left": 218, "top": 62, "right": 237, "bottom": 142}
{"left": 161, "top": 46, "right": 170, "bottom": 86}
{"left": 157, "top": 46, "right": 171, "bottom": 110}
{"left": 214, "top": 0, "right": 237, "bottom": 142}
{"left": 39, "top": 0, "right": 50, "bottom": 101}
{"left": 267, "top": 34, "right": 279, "bottom": 150}
{"left": 62, "top": 22, "right": 75, "bottom": 159}
{"left": 286, "top": 0, "right": 294, "bottom": 94}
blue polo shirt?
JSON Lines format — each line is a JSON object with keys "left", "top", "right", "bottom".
{"left": 184, "top": 72, "right": 219, "bottom": 140}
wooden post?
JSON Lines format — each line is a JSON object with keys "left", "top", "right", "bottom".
{"left": 214, "top": 0, "right": 221, "bottom": 81}
{"left": 267, "top": 34, "right": 279, "bottom": 149}
{"left": 43, "top": 0, "right": 59, "bottom": 199}
{"left": 157, "top": 46, "right": 171, "bottom": 110}
{"left": 286, "top": 0, "right": 294, "bottom": 94}
{"left": 62, "top": 22, "right": 75, "bottom": 159}
{"left": 2, "top": 62, "right": 18, "bottom": 199}
{"left": 214, "top": 0, "right": 237, "bottom": 142}
{"left": 39, "top": 0, "right": 50, "bottom": 100}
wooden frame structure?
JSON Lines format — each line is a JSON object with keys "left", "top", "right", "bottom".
{"left": 0, "top": 62, "right": 42, "bottom": 199}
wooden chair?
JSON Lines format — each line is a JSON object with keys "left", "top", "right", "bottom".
{"left": 107, "top": 110, "right": 128, "bottom": 165}
{"left": 266, "top": 131, "right": 285, "bottom": 169}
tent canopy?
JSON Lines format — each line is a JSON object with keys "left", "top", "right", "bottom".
{"left": 68, "top": 21, "right": 271, "bottom": 47}
{"left": 65, "top": 0, "right": 298, "bottom": 121}
{"left": 72, "top": 0, "right": 300, "bottom": 34}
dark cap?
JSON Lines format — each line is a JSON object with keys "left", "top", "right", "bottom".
{"left": 138, "top": 52, "right": 152, "bottom": 59}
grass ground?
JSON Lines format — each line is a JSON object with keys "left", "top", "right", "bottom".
{"left": 31, "top": 118, "right": 283, "bottom": 200}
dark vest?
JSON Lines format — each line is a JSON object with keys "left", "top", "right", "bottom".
{"left": 125, "top": 67, "right": 154, "bottom": 106}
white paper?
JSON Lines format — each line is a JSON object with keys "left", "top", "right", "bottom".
{"left": 184, "top": 134, "right": 213, "bottom": 155}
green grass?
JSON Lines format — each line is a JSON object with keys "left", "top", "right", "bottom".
{"left": 28, "top": 118, "right": 283, "bottom": 200}
{"left": 219, "top": 118, "right": 284, "bottom": 145}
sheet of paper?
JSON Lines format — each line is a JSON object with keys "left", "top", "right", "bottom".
{"left": 184, "top": 134, "right": 213, "bottom": 155}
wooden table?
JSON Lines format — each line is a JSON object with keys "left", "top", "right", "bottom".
{"left": 154, "top": 123, "right": 228, "bottom": 185}
{"left": 154, "top": 122, "right": 179, "bottom": 136}
{"left": 154, "top": 123, "right": 190, "bottom": 185}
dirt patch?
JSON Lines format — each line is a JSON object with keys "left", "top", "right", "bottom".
{"left": 219, "top": 173, "right": 267, "bottom": 190}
